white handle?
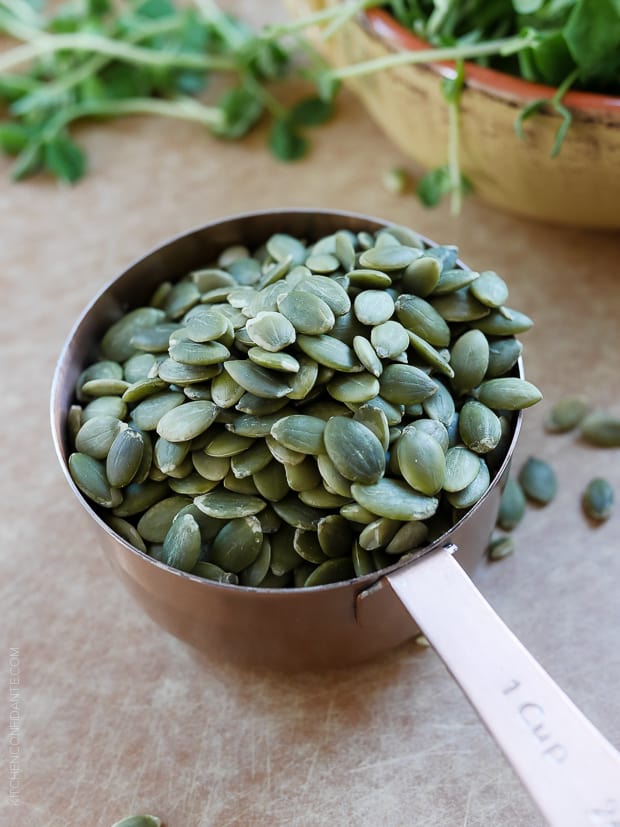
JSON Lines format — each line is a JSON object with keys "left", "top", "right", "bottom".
{"left": 386, "top": 546, "right": 620, "bottom": 827}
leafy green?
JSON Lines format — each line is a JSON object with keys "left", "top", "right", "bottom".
{"left": 268, "top": 117, "right": 308, "bottom": 161}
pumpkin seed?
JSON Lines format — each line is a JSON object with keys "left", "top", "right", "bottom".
{"left": 296, "top": 333, "right": 359, "bottom": 372}
{"left": 269, "top": 525, "right": 299, "bottom": 575}
{"left": 579, "top": 411, "right": 620, "bottom": 447}
{"left": 210, "top": 371, "right": 245, "bottom": 408}
{"left": 340, "top": 502, "right": 376, "bottom": 524}
{"left": 80, "top": 378, "right": 130, "bottom": 397}
{"left": 370, "top": 320, "right": 410, "bottom": 359}
{"left": 106, "top": 427, "right": 145, "bottom": 488}
{"left": 270, "top": 415, "right": 326, "bottom": 455}
{"left": 379, "top": 364, "right": 437, "bottom": 405}
{"left": 470, "top": 270, "right": 509, "bottom": 308}
{"left": 497, "top": 478, "right": 526, "bottom": 531}
{"left": 156, "top": 400, "right": 218, "bottom": 442}
{"left": 286, "top": 356, "right": 319, "bottom": 400}
{"left": 245, "top": 311, "right": 296, "bottom": 352}
{"left": 247, "top": 347, "right": 299, "bottom": 373}
{"left": 446, "top": 458, "right": 490, "bottom": 509}
{"left": 105, "top": 515, "right": 147, "bottom": 553}
{"left": 488, "top": 535, "right": 515, "bottom": 561}
{"left": 431, "top": 287, "right": 490, "bottom": 323}
{"left": 169, "top": 473, "right": 219, "bottom": 495}
{"left": 129, "top": 323, "right": 179, "bottom": 353}
{"left": 359, "top": 517, "right": 401, "bottom": 550}
{"left": 304, "top": 557, "right": 354, "bottom": 587}
{"left": 194, "top": 490, "right": 266, "bottom": 518}
{"left": 226, "top": 410, "right": 292, "bottom": 438}
{"left": 169, "top": 338, "right": 230, "bottom": 366}
{"left": 266, "top": 233, "right": 306, "bottom": 266}
{"left": 475, "top": 378, "right": 542, "bottom": 411}
{"left": 298, "top": 485, "right": 350, "bottom": 508}
{"left": 351, "top": 479, "right": 438, "bottom": 521}
{"left": 192, "top": 561, "right": 239, "bottom": 585}
{"left": 223, "top": 470, "right": 260, "bottom": 496}
{"left": 352, "top": 542, "right": 375, "bottom": 576}
{"left": 450, "top": 329, "right": 489, "bottom": 394}
{"left": 327, "top": 372, "right": 380, "bottom": 404}
{"left": 82, "top": 396, "right": 128, "bottom": 422}
{"left": 210, "top": 516, "right": 263, "bottom": 572}
{"left": 293, "top": 529, "right": 327, "bottom": 564}
{"left": 68, "top": 452, "right": 122, "bottom": 508}
{"left": 137, "top": 496, "right": 192, "bottom": 542}
{"left": 410, "top": 419, "right": 449, "bottom": 453}
{"left": 363, "top": 395, "right": 404, "bottom": 426}
{"left": 297, "top": 275, "right": 351, "bottom": 316}
{"left": 235, "top": 393, "right": 290, "bottom": 416}
{"left": 273, "top": 495, "right": 324, "bottom": 530}
{"left": 111, "top": 816, "right": 162, "bottom": 827}
{"left": 323, "top": 416, "right": 385, "bottom": 484}
{"left": 406, "top": 331, "right": 453, "bottom": 378}
{"left": 76, "top": 360, "right": 124, "bottom": 401}
{"left": 204, "top": 431, "right": 255, "bottom": 458}
{"left": 402, "top": 256, "right": 440, "bottom": 296}
{"left": 190, "top": 267, "right": 236, "bottom": 291}
{"left": 458, "top": 400, "right": 502, "bottom": 454}
{"left": 353, "top": 290, "right": 395, "bottom": 326}
{"left": 253, "top": 461, "right": 290, "bottom": 501}
{"left": 347, "top": 268, "right": 392, "bottom": 289}
{"left": 359, "top": 245, "right": 418, "bottom": 271}
{"left": 284, "top": 457, "right": 322, "bottom": 492}
{"left": 123, "top": 353, "right": 157, "bottom": 383}
{"left": 122, "top": 377, "right": 167, "bottom": 404}
{"left": 471, "top": 309, "right": 533, "bottom": 336}
{"left": 75, "top": 415, "right": 126, "bottom": 459}
{"left": 240, "top": 537, "right": 272, "bottom": 586}
{"left": 582, "top": 478, "right": 614, "bottom": 521}
{"left": 395, "top": 294, "right": 450, "bottom": 347}
{"left": 353, "top": 405, "right": 390, "bottom": 451}
{"left": 230, "top": 440, "right": 272, "bottom": 478}
{"left": 223, "top": 360, "right": 291, "bottom": 398}
{"left": 486, "top": 337, "right": 522, "bottom": 379}
{"left": 306, "top": 252, "right": 340, "bottom": 274}
{"left": 276, "top": 290, "right": 335, "bottom": 336}
{"left": 385, "top": 520, "right": 429, "bottom": 554}
{"left": 158, "top": 358, "right": 221, "bottom": 386}
{"left": 422, "top": 381, "right": 455, "bottom": 426}
{"left": 545, "top": 396, "right": 589, "bottom": 433}
{"left": 334, "top": 230, "right": 356, "bottom": 271}
{"left": 316, "top": 453, "right": 352, "bottom": 498}
{"left": 396, "top": 428, "right": 445, "bottom": 496}
{"left": 518, "top": 457, "right": 557, "bottom": 504}
{"left": 444, "top": 446, "right": 481, "bottom": 492}
{"left": 101, "top": 307, "right": 166, "bottom": 362}
{"left": 111, "top": 480, "right": 168, "bottom": 516}
{"left": 432, "top": 268, "right": 479, "bottom": 295}
{"left": 352, "top": 336, "right": 383, "bottom": 378}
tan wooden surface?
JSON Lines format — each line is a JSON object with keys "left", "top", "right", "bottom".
{"left": 1, "top": 3, "right": 619, "bottom": 824}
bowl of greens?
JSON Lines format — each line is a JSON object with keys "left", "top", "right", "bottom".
{"left": 290, "top": 0, "right": 620, "bottom": 227}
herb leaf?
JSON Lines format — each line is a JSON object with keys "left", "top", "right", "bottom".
{"left": 268, "top": 118, "right": 308, "bottom": 161}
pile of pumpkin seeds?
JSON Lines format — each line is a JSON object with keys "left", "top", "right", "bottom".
{"left": 67, "top": 224, "right": 542, "bottom": 588}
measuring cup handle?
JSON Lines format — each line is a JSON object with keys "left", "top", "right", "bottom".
{"left": 386, "top": 545, "right": 620, "bottom": 827}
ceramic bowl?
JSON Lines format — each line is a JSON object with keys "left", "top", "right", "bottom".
{"left": 288, "top": 2, "right": 620, "bottom": 228}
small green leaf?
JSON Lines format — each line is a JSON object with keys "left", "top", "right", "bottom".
{"left": 43, "top": 135, "right": 86, "bottom": 183}
{"left": 268, "top": 118, "right": 308, "bottom": 161}
{"left": 212, "top": 87, "right": 264, "bottom": 139}
{"left": 289, "top": 96, "right": 334, "bottom": 127}
{"left": 133, "top": 0, "right": 176, "bottom": 20}
{"left": 11, "top": 142, "right": 44, "bottom": 182}
{"left": 416, "top": 165, "right": 451, "bottom": 207}
{"left": 0, "top": 123, "right": 31, "bottom": 155}
{"left": 512, "top": 0, "right": 544, "bottom": 13}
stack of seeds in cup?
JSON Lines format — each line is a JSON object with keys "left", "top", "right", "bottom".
{"left": 68, "top": 224, "right": 541, "bottom": 588}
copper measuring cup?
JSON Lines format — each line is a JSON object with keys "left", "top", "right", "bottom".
{"left": 51, "top": 210, "right": 620, "bottom": 826}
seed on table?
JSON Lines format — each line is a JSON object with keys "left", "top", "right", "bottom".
{"left": 518, "top": 457, "right": 557, "bottom": 504}
{"left": 111, "top": 816, "right": 162, "bottom": 827}
{"left": 582, "top": 478, "right": 614, "bottom": 521}
{"left": 545, "top": 396, "right": 589, "bottom": 433}
{"left": 497, "top": 478, "right": 526, "bottom": 530}
{"left": 580, "top": 411, "right": 620, "bottom": 447}
{"left": 488, "top": 535, "right": 515, "bottom": 561}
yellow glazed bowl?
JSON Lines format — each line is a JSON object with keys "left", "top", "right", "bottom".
{"left": 288, "top": 2, "right": 620, "bottom": 228}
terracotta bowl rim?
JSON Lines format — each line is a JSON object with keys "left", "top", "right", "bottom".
{"left": 365, "top": 7, "right": 620, "bottom": 114}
